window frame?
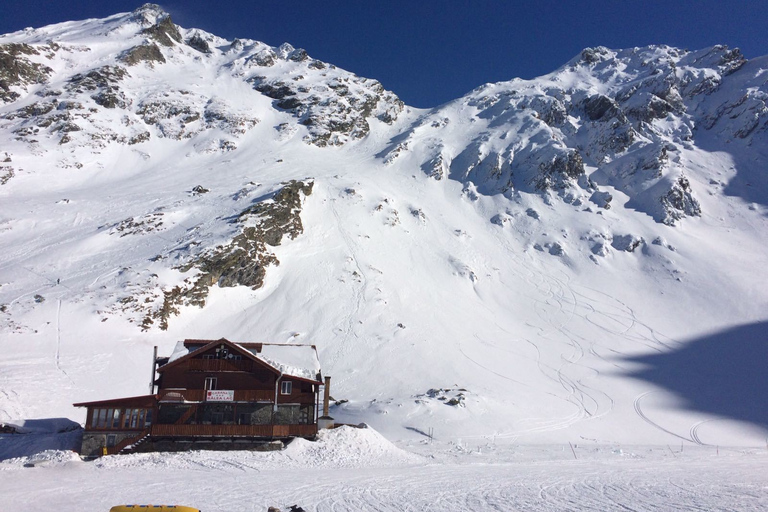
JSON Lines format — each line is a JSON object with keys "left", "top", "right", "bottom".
{"left": 280, "top": 380, "right": 292, "bottom": 395}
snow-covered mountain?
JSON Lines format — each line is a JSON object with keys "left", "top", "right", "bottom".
{"left": 1, "top": 4, "right": 767, "bottom": 448}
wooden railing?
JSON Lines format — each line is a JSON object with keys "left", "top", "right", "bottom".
{"left": 158, "top": 389, "right": 315, "bottom": 404}
{"left": 150, "top": 424, "right": 317, "bottom": 438}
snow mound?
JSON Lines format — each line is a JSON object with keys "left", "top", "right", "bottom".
{"left": 1, "top": 449, "right": 81, "bottom": 469}
{"left": 283, "top": 425, "right": 423, "bottom": 468}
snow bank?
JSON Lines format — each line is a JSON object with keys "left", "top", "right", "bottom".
{"left": 283, "top": 425, "right": 423, "bottom": 467}
{"left": 0, "top": 449, "right": 81, "bottom": 469}
{"left": 90, "top": 425, "right": 421, "bottom": 471}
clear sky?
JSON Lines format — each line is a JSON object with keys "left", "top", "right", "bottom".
{"left": 3, "top": 1, "right": 767, "bottom": 108}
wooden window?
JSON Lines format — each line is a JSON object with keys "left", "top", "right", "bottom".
{"left": 90, "top": 409, "right": 99, "bottom": 428}
{"left": 204, "top": 377, "right": 217, "bottom": 391}
{"left": 144, "top": 409, "right": 153, "bottom": 426}
{"left": 130, "top": 409, "right": 139, "bottom": 428}
{"left": 106, "top": 434, "right": 116, "bottom": 447}
{"left": 97, "top": 408, "right": 108, "bottom": 428}
{"left": 111, "top": 409, "right": 121, "bottom": 429}
{"left": 281, "top": 381, "right": 292, "bottom": 395}
{"left": 202, "top": 354, "right": 214, "bottom": 360}
{"left": 123, "top": 409, "right": 131, "bottom": 428}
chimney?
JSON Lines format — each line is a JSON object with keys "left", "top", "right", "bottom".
{"left": 318, "top": 376, "right": 334, "bottom": 430}
{"left": 323, "top": 376, "right": 331, "bottom": 417}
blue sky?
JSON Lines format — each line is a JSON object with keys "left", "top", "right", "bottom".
{"left": 3, "top": 1, "right": 767, "bottom": 107}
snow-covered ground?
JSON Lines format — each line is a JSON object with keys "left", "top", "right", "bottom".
{"left": 1, "top": 427, "right": 766, "bottom": 511}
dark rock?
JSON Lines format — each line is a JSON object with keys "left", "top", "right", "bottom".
{"left": 141, "top": 15, "right": 182, "bottom": 47}
{"left": 0, "top": 43, "right": 54, "bottom": 102}
{"left": 288, "top": 48, "right": 308, "bottom": 62}
{"left": 121, "top": 44, "right": 166, "bottom": 66}
{"left": 535, "top": 150, "right": 585, "bottom": 190}
{"left": 583, "top": 94, "right": 623, "bottom": 122}
{"left": 581, "top": 46, "right": 610, "bottom": 64}
{"left": 187, "top": 34, "right": 211, "bottom": 54}
{"left": 661, "top": 176, "right": 701, "bottom": 225}
{"left": 128, "top": 131, "right": 150, "bottom": 145}
{"left": 0, "top": 166, "right": 14, "bottom": 185}
{"left": 145, "top": 180, "right": 314, "bottom": 330}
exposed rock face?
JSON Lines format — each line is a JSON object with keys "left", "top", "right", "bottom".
{"left": 141, "top": 180, "right": 314, "bottom": 330}
{"left": 187, "top": 33, "right": 211, "bottom": 54}
{"left": 140, "top": 13, "right": 182, "bottom": 47}
{"left": 0, "top": 43, "right": 54, "bottom": 102}
{"left": 660, "top": 176, "right": 701, "bottom": 226}
{"left": 247, "top": 56, "right": 404, "bottom": 147}
{"left": 121, "top": 44, "right": 166, "bottom": 66}
{"left": 67, "top": 66, "right": 130, "bottom": 108}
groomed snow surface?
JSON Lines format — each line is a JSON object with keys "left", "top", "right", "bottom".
{"left": 2, "top": 426, "right": 767, "bottom": 511}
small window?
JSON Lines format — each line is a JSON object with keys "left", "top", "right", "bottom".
{"left": 280, "top": 381, "right": 292, "bottom": 395}
{"left": 130, "top": 409, "right": 139, "bottom": 428}
{"left": 204, "top": 377, "right": 217, "bottom": 391}
{"left": 91, "top": 408, "right": 100, "bottom": 428}
{"left": 144, "top": 409, "right": 153, "bottom": 427}
{"left": 202, "top": 354, "right": 215, "bottom": 360}
{"left": 111, "top": 409, "right": 121, "bottom": 429}
{"left": 97, "top": 408, "right": 108, "bottom": 428}
{"left": 106, "top": 434, "right": 116, "bottom": 447}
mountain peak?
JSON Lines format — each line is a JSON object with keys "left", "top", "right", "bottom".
{"left": 130, "top": 3, "right": 170, "bottom": 26}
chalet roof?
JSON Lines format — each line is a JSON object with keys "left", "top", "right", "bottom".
{"left": 74, "top": 394, "right": 158, "bottom": 408}
{"left": 165, "top": 338, "right": 322, "bottom": 383}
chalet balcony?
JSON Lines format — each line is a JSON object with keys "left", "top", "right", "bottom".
{"left": 150, "top": 423, "right": 317, "bottom": 438}
{"left": 158, "top": 388, "right": 316, "bottom": 405}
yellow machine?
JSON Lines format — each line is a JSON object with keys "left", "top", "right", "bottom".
{"left": 109, "top": 507, "right": 200, "bottom": 512}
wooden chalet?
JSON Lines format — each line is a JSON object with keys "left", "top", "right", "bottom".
{"left": 74, "top": 338, "right": 328, "bottom": 457}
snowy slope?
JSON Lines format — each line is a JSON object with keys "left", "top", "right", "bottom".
{"left": 1, "top": 4, "right": 767, "bottom": 453}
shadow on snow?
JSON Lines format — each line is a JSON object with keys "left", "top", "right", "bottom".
{"left": 624, "top": 320, "right": 768, "bottom": 429}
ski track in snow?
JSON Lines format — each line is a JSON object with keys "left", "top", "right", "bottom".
{"left": 2, "top": 449, "right": 766, "bottom": 512}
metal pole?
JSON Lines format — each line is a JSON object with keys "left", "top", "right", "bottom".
{"left": 149, "top": 346, "right": 158, "bottom": 394}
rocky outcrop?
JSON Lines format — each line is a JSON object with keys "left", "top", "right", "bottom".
{"left": 121, "top": 44, "right": 166, "bottom": 67}
{"left": 140, "top": 13, "right": 182, "bottom": 47}
{"left": 141, "top": 180, "right": 314, "bottom": 330}
{"left": 244, "top": 43, "right": 404, "bottom": 146}
{"left": 67, "top": 66, "right": 129, "bottom": 109}
{"left": 0, "top": 43, "right": 54, "bottom": 102}
{"left": 660, "top": 176, "right": 701, "bottom": 225}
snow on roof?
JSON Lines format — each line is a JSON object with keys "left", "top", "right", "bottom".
{"left": 249, "top": 344, "right": 322, "bottom": 382}
{"left": 168, "top": 340, "right": 191, "bottom": 363}
{"left": 166, "top": 340, "right": 321, "bottom": 382}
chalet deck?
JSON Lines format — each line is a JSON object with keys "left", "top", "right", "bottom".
{"left": 74, "top": 338, "right": 328, "bottom": 457}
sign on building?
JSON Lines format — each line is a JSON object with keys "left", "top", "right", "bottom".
{"left": 206, "top": 390, "right": 234, "bottom": 402}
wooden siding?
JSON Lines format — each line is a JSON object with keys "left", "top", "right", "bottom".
{"left": 184, "top": 358, "right": 256, "bottom": 373}
{"left": 150, "top": 424, "right": 317, "bottom": 438}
